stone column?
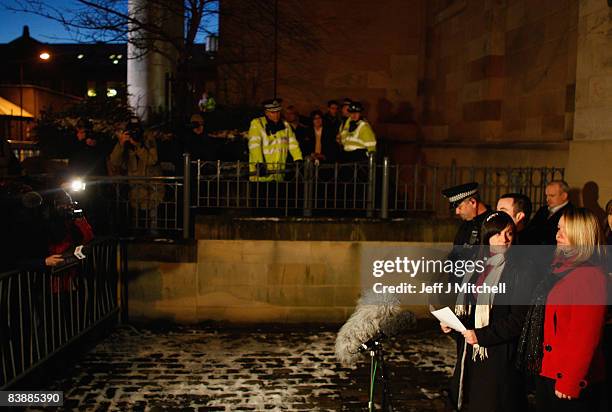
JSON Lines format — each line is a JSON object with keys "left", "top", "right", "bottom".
{"left": 127, "top": 0, "right": 183, "bottom": 122}
{"left": 566, "top": 0, "right": 612, "bottom": 205}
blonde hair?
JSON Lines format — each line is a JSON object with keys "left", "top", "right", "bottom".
{"left": 560, "top": 207, "right": 605, "bottom": 264}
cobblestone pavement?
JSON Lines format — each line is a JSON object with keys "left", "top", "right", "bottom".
{"left": 28, "top": 322, "right": 455, "bottom": 411}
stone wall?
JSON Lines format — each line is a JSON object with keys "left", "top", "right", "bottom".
{"left": 218, "top": 0, "right": 426, "bottom": 125}
{"left": 423, "top": 0, "right": 578, "bottom": 143}
{"left": 126, "top": 218, "right": 458, "bottom": 324}
{"left": 127, "top": 239, "right": 450, "bottom": 324}
{"left": 565, "top": 0, "right": 612, "bottom": 204}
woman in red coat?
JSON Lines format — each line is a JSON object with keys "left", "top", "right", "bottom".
{"left": 517, "top": 207, "right": 607, "bottom": 412}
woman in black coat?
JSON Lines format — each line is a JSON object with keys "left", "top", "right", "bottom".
{"left": 299, "top": 110, "right": 339, "bottom": 163}
{"left": 441, "top": 211, "right": 538, "bottom": 412}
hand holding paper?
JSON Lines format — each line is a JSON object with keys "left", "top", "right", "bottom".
{"left": 430, "top": 306, "right": 466, "bottom": 332}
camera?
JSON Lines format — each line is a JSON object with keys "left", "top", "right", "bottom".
{"left": 124, "top": 116, "right": 143, "bottom": 147}
{"left": 53, "top": 190, "right": 83, "bottom": 220}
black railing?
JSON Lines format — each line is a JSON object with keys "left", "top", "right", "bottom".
{"left": 192, "top": 158, "right": 565, "bottom": 218}
{"left": 0, "top": 237, "right": 122, "bottom": 389}
{"left": 8, "top": 140, "right": 40, "bottom": 162}
{"left": 2, "top": 156, "right": 564, "bottom": 238}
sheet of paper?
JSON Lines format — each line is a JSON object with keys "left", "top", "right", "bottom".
{"left": 430, "top": 306, "right": 466, "bottom": 332}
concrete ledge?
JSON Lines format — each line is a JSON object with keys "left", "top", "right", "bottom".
{"left": 127, "top": 239, "right": 197, "bottom": 262}
{"left": 195, "top": 215, "right": 459, "bottom": 242}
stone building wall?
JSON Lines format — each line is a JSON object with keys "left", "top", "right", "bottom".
{"left": 565, "top": 0, "right": 612, "bottom": 206}
{"left": 217, "top": 0, "right": 426, "bottom": 125}
{"left": 217, "top": 0, "right": 612, "bottom": 205}
{"left": 422, "top": 0, "right": 578, "bottom": 144}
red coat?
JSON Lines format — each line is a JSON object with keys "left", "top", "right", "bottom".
{"left": 540, "top": 258, "right": 607, "bottom": 398}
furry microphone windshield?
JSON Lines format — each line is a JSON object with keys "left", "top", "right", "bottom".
{"left": 335, "top": 290, "right": 415, "bottom": 367}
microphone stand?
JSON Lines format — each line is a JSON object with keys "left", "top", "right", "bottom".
{"left": 361, "top": 333, "right": 393, "bottom": 412}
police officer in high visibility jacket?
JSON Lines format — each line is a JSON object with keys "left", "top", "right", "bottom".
{"left": 248, "top": 98, "right": 303, "bottom": 181}
{"left": 339, "top": 101, "right": 376, "bottom": 162}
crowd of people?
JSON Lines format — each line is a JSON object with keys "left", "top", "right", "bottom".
{"left": 55, "top": 96, "right": 378, "bottom": 183}
{"left": 245, "top": 97, "right": 377, "bottom": 181}
{"left": 440, "top": 180, "right": 611, "bottom": 412}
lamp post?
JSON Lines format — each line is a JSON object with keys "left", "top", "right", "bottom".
{"left": 18, "top": 51, "right": 51, "bottom": 139}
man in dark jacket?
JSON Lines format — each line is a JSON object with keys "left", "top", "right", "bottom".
{"left": 68, "top": 119, "right": 108, "bottom": 177}
{"left": 496, "top": 193, "right": 533, "bottom": 245}
{"left": 323, "top": 100, "right": 341, "bottom": 134}
{"left": 442, "top": 182, "right": 493, "bottom": 264}
{"left": 523, "top": 180, "right": 572, "bottom": 245}
{"left": 183, "top": 113, "right": 218, "bottom": 162}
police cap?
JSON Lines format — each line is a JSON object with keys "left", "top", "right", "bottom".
{"left": 347, "top": 101, "right": 363, "bottom": 113}
{"left": 442, "top": 182, "right": 479, "bottom": 209}
{"left": 262, "top": 98, "right": 283, "bottom": 112}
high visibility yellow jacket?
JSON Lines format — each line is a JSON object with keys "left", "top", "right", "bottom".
{"left": 339, "top": 118, "right": 377, "bottom": 152}
{"left": 248, "top": 116, "right": 303, "bottom": 181}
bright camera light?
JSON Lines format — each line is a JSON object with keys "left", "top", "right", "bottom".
{"left": 70, "top": 179, "right": 86, "bottom": 192}
{"left": 107, "top": 88, "right": 117, "bottom": 97}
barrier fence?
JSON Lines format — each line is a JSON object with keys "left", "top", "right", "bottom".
{"left": 0, "top": 237, "right": 122, "bottom": 389}
{"left": 2, "top": 152, "right": 564, "bottom": 238}
{"left": 192, "top": 157, "right": 565, "bottom": 219}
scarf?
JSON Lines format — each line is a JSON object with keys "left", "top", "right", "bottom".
{"left": 453, "top": 252, "right": 506, "bottom": 409}
{"left": 348, "top": 120, "right": 360, "bottom": 133}
{"left": 515, "top": 264, "right": 573, "bottom": 374}
{"left": 455, "top": 251, "right": 506, "bottom": 361}
{"left": 265, "top": 120, "right": 286, "bottom": 135}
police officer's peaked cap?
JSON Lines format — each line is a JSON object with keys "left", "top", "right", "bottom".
{"left": 347, "top": 101, "right": 363, "bottom": 113}
{"left": 442, "top": 182, "right": 479, "bottom": 209}
{"left": 262, "top": 98, "right": 283, "bottom": 112}
{"left": 342, "top": 97, "right": 353, "bottom": 106}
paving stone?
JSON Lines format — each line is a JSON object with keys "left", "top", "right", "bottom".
{"left": 25, "top": 324, "right": 455, "bottom": 411}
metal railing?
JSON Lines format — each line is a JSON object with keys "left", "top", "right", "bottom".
{"left": 8, "top": 140, "right": 40, "bottom": 162}
{"left": 0, "top": 237, "right": 122, "bottom": 389}
{"left": 192, "top": 157, "right": 564, "bottom": 218}
{"left": 85, "top": 175, "right": 184, "bottom": 236}
{"left": 3, "top": 155, "right": 563, "bottom": 239}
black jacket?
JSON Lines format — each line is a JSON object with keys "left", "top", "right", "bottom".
{"left": 448, "top": 210, "right": 494, "bottom": 265}
{"left": 449, "top": 251, "right": 538, "bottom": 412}
{"left": 523, "top": 202, "right": 572, "bottom": 245}
{"left": 183, "top": 130, "right": 218, "bottom": 162}
{"left": 299, "top": 126, "right": 339, "bottom": 162}
{"left": 68, "top": 135, "right": 109, "bottom": 176}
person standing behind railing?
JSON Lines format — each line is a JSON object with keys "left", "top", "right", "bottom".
{"left": 247, "top": 98, "right": 303, "bottom": 182}
{"left": 67, "top": 118, "right": 109, "bottom": 177}
{"left": 109, "top": 118, "right": 164, "bottom": 230}
{"left": 338, "top": 101, "right": 376, "bottom": 163}
{"left": 301, "top": 110, "right": 339, "bottom": 164}
{"left": 183, "top": 113, "right": 218, "bottom": 162}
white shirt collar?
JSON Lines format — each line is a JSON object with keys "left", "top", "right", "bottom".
{"left": 548, "top": 201, "right": 568, "bottom": 215}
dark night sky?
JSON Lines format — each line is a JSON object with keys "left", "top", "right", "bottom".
{"left": 0, "top": 0, "right": 218, "bottom": 43}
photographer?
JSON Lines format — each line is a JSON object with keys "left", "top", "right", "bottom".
{"left": 109, "top": 118, "right": 164, "bottom": 229}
